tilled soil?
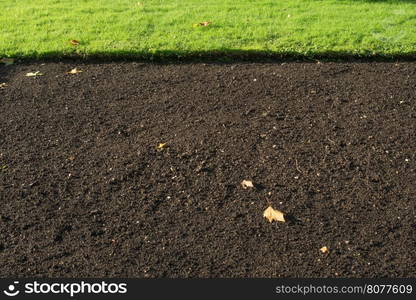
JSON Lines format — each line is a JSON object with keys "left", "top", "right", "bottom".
{"left": 0, "top": 62, "right": 415, "bottom": 278}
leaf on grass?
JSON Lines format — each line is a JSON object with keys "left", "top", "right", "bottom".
{"left": 320, "top": 246, "right": 329, "bottom": 254}
{"left": 193, "top": 21, "right": 212, "bottom": 27}
{"left": 69, "top": 39, "right": 80, "bottom": 46}
{"left": 0, "top": 83, "right": 7, "bottom": 89}
{"left": 0, "top": 58, "right": 14, "bottom": 66}
{"left": 26, "top": 71, "right": 44, "bottom": 77}
{"left": 263, "top": 206, "right": 285, "bottom": 223}
{"left": 241, "top": 180, "right": 254, "bottom": 189}
{"left": 67, "top": 68, "right": 82, "bottom": 74}
{"left": 157, "top": 143, "right": 167, "bottom": 150}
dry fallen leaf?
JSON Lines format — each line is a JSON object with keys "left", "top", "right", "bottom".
{"left": 26, "top": 71, "right": 44, "bottom": 77}
{"left": 69, "top": 39, "right": 80, "bottom": 46}
{"left": 263, "top": 206, "right": 285, "bottom": 223}
{"left": 0, "top": 58, "right": 14, "bottom": 66}
{"left": 67, "top": 68, "right": 82, "bottom": 74}
{"left": 157, "top": 143, "right": 167, "bottom": 150}
{"left": 193, "top": 21, "right": 212, "bottom": 27}
{"left": 241, "top": 180, "right": 254, "bottom": 189}
{"left": 0, "top": 83, "right": 7, "bottom": 89}
{"left": 320, "top": 246, "right": 329, "bottom": 254}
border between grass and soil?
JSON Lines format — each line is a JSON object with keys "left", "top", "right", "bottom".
{"left": 4, "top": 50, "right": 416, "bottom": 63}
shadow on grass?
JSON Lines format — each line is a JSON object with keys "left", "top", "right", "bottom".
{"left": 7, "top": 49, "right": 416, "bottom": 63}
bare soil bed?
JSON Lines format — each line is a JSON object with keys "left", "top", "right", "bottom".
{"left": 0, "top": 62, "right": 415, "bottom": 277}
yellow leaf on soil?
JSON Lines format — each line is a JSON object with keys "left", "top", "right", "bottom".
{"left": 263, "top": 206, "right": 285, "bottom": 223}
{"left": 320, "top": 246, "right": 329, "bottom": 253}
{"left": 241, "top": 180, "right": 254, "bottom": 189}
{"left": 157, "top": 143, "right": 167, "bottom": 149}
{"left": 0, "top": 83, "right": 7, "bottom": 89}
{"left": 67, "top": 68, "right": 82, "bottom": 74}
{"left": 26, "top": 71, "right": 43, "bottom": 77}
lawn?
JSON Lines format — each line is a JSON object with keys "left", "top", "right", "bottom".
{"left": 0, "top": 0, "right": 415, "bottom": 59}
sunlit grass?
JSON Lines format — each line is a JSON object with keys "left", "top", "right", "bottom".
{"left": 0, "top": 0, "right": 415, "bottom": 59}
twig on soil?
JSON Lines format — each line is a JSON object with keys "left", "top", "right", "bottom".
{"left": 326, "top": 137, "right": 336, "bottom": 144}
{"left": 295, "top": 158, "right": 304, "bottom": 174}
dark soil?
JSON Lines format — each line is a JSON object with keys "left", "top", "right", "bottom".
{"left": 0, "top": 62, "right": 415, "bottom": 278}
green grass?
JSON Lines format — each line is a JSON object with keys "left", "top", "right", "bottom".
{"left": 1, "top": 0, "right": 415, "bottom": 60}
